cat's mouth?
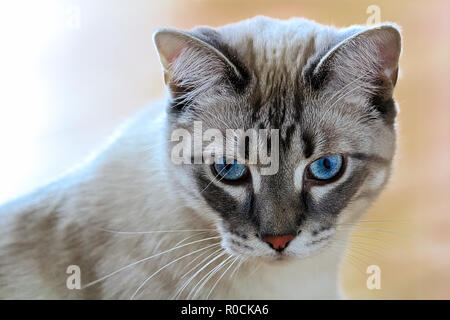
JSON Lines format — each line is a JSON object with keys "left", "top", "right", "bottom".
{"left": 221, "top": 228, "right": 335, "bottom": 261}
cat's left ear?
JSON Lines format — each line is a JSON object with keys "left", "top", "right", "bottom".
{"left": 311, "top": 24, "right": 401, "bottom": 100}
{"left": 153, "top": 28, "right": 247, "bottom": 106}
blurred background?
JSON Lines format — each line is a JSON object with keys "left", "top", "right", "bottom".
{"left": 0, "top": 0, "right": 448, "bottom": 299}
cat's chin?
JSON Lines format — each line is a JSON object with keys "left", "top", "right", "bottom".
{"left": 257, "top": 254, "right": 297, "bottom": 265}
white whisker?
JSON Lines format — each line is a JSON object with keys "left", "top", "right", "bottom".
{"left": 171, "top": 248, "right": 224, "bottom": 300}
{"left": 191, "top": 255, "right": 233, "bottom": 299}
{"left": 130, "top": 242, "right": 220, "bottom": 300}
{"left": 178, "top": 246, "right": 220, "bottom": 276}
{"left": 180, "top": 248, "right": 223, "bottom": 280}
{"left": 206, "top": 256, "right": 238, "bottom": 300}
{"left": 82, "top": 236, "right": 221, "bottom": 289}
{"left": 229, "top": 256, "right": 246, "bottom": 280}
{"left": 199, "top": 164, "right": 228, "bottom": 194}
{"left": 173, "top": 232, "right": 208, "bottom": 247}
{"left": 187, "top": 252, "right": 229, "bottom": 299}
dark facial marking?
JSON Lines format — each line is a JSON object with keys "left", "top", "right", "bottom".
{"left": 230, "top": 239, "right": 252, "bottom": 250}
{"left": 194, "top": 170, "right": 241, "bottom": 219}
{"left": 301, "top": 132, "right": 315, "bottom": 158}
{"left": 230, "top": 230, "right": 248, "bottom": 240}
{"left": 195, "top": 169, "right": 261, "bottom": 234}
{"left": 350, "top": 153, "right": 390, "bottom": 165}
{"left": 308, "top": 234, "right": 332, "bottom": 246}
{"left": 370, "top": 95, "right": 397, "bottom": 125}
{"left": 312, "top": 225, "right": 332, "bottom": 236}
{"left": 303, "top": 55, "right": 330, "bottom": 91}
{"left": 305, "top": 166, "right": 369, "bottom": 219}
{"left": 192, "top": 27, "right": 250, "bottom": 93}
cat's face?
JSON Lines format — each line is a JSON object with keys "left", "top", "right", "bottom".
{"left": 155, "top": 17, "right": 401, "bottom": 261}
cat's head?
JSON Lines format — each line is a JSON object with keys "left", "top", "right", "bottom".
{"left": 154, "top": 17, "right": 401, "bottom": 260}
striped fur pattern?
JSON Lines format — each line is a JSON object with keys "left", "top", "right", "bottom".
{"left": 162, "top": 17, "right": 400, "bottom": 261}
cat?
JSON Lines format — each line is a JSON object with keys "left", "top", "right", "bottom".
{"left": 0, "top": 16, "right": 401, "bottom": 299}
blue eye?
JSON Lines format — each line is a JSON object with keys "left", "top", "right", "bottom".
{"left": 213, "top": 158, "right": 248, "bottom": 181}
{"left": 308, "top": 155, "right": 344, "bottom": 180}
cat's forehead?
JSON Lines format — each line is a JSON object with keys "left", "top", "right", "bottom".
{"left": 193, "top": 94, "right": 377, "bottom": 164}
{"left": 208, "top": 18, "right": 340, "bottom": 127}
{"left": 217, "top": 17, "right": 334, "bottom": 87}
{"left": 178, "top": 16, "right": 397, "bottom": 160}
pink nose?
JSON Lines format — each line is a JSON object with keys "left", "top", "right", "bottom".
{"left": 262, "top": 235, "right": 295, "bottom": 251}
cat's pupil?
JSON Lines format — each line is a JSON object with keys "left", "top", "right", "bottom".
{"left": 323, "top": 158, "right": 331, "bottom": 169}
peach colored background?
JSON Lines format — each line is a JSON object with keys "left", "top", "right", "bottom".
{"left": 0, "top": 0, "right": 448, "bottom": 299}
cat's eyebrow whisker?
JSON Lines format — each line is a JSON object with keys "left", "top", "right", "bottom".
{"left": 206, "top": 256, "right": 239, "bottom": 300}
{"left": 82, "top": 235, "right": 222, "bottom": 289}
{"left": 129, "top": 242, "right": 221, "bottom": 300}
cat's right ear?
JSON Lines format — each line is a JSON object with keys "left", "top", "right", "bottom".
{"left": 308, "top": 24, "right": 401, "bottom": 99}
{"left": 153, "top": 28, "right": 245, "bottom": 107}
